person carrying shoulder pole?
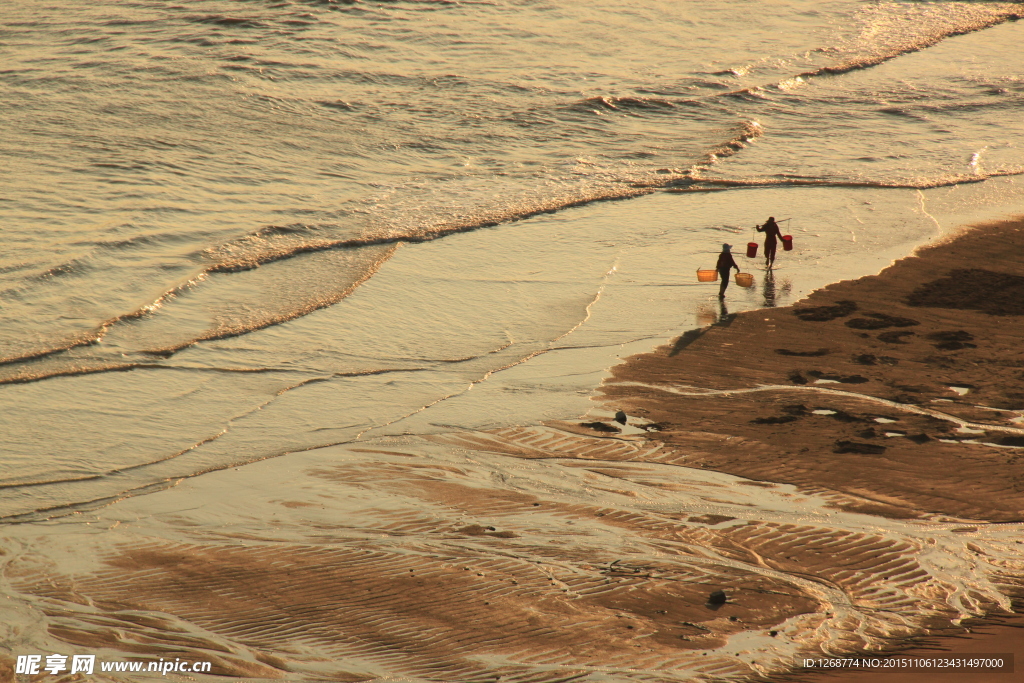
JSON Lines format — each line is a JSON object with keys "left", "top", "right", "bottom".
{"left": 716, "top": 243, "right": 740, "bottom": 298}
{"left": 756, "top": 216, "right": 783, "bottom": 269}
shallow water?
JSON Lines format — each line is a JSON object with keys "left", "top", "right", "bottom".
{"left": 2, "top": 0, "right": 1024, "bottom": 679}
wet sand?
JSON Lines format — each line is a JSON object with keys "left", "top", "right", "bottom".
{"left": 602, "top": 217, "right": 1024, "bottom": 523}
{"left": 599, "top": 216, "right": 1024, "bottom": 676}
{"left": 2, "top": 218, "right": 1022, "bottom": 682}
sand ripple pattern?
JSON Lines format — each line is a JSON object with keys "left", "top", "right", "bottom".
{"left": 5, "top": 426, "right": 1023, "bottom": 681}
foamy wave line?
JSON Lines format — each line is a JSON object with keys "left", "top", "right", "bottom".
{"left": 720, "top": 7, "right": 1024, "bottom": 97}
{"left": 201, "top": 120, "right": 763, "bottom": 275}
{"left": 0, "top": 246, "right": 394, "bottom": 368}
{"left": 0, "top": 116, "right": 774, "bottom": 369}
{"left": 570, "top": 95, "right": 679, "bottom": 113}
{"left": 663, "top": 168, "right": 1024, "bottom": 193}
{"left": 204, "top": 187, "right": 655, "bottom": 274}
{"left": 0, "top": 191, "right": 664, "bottom": 368}
{"left": 626, "top": 120, "right": 764, "bottom": 187}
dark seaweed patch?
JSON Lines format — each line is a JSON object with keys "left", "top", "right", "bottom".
{"left": 845, "top": 313, "right": 920, "bottom": 330}
{"left": 927, "top": 330, "right": 977, "bottom": 350}
{"left": 775, "top": 348, "right": 830, "bottom": 357}
{"left": 934, "top": 341, "right": 977, "bottom": 350}
{"left": 853, "top": 354, "right": 899, "bottom": 365}
{"left": 878, "top": 330, "right": 916, "bottom": 344}
{"left": 751, "top": 415, "right": 799, "bottom": 425}
{"left": 907, "top": 269, "right": 1024, "bottom": 315}
{"left": 806, "top": 370, "right": 869, "bottom": 384}
{"left": 834, "top": 440, "right": 887, "bottom": 455}
{"left": 815, "top": 409, "right": 864, "bottom": 423}
{"left": 927, "top": 330, "right": 974, "bottom": 342}
{"left": 793, "top": 300, "right": 857, "bottom": 322}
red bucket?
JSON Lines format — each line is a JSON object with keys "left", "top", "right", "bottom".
{"left": 746, "top": 242, "right": 758, "bottom": 258}
{"left": 781, "top": 235, "right": 793, "bottom": 251}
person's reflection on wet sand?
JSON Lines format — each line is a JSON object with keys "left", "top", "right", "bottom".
{"left": 762, "top": 270, "right": 777, "bottom": 307}
{"left": 696, "top": 303, "right": 718, "bottom": 326}
{"left": 718, "top": 298, "right": 729, "bottom": 320}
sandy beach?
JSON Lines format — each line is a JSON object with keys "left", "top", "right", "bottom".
{"left": 5, "top": 2, "right": 1024, "bottom": 680}
{"left": 0, "top": 218, "right": 1019, "bottom": 682}
{"left": 602, "top": 218, "right": 1024, "bottom": 523}
{"left": 598, "top": 217, "right": 1024, "bottom": 678}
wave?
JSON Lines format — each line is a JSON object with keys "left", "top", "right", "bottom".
{"left": 663, "top": 167, "right": 1024, "bottom": 193}
{"left": 5, "top": 3, "right": 1021, "bottom": 372}
{"left": 570, "top": 95, "right": 678, "bottom": 114}
{"left": 626, "top": 120, "right": 764, "bottom": 186}
{"left": 188, "top": 15, "right": 269, "bottom": 29}
{"left": 718, "top": 5, "right": 1024, "bottom": 98}
{"left": 800, "top": 6, "right": 1024, "bottom": 78}
{"left": 2, "top": 116, "right": 1018, "bottom": 375}
{"left": 0, "top": 184, "right": 649, "bottom": 368}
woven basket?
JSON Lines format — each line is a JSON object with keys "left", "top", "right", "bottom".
{"left": 697, "top": 269, "right": 718, "bottom": 282}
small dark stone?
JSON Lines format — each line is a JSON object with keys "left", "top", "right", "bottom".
{"left": 997, "top": 436, "right": 1024, "bottom": 447}
{"left": 857, "top": 428, "right": 878, "bottom": 438}
{"left": 769, "top": 630, "right": 778, "bottom": 637}
{"left": 854, "top": 354, "right": 877, "bottom": 365}
{"left": 581, "top": 421, "right": 620, "bottom": 433}
{"left": 614, "top": 410, "right": 627, "bottom": 425}
{"left": 834, "top": 440, "right": 887, "bottom": 455}
{"left": 788, "top": 370, "right": 808, "bottom": 385}
{"left": 708, "top": 590, "right": 727, "bottom": 605}
{"left": 907, "top": 433, "right": 931, "bottom": 444}
{"left": 729, "top": 616, "right": 738, "bottom": 622}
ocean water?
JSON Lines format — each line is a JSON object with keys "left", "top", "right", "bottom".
{"left": 2, "top": 1, "right": 1024, "bottom": 678}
